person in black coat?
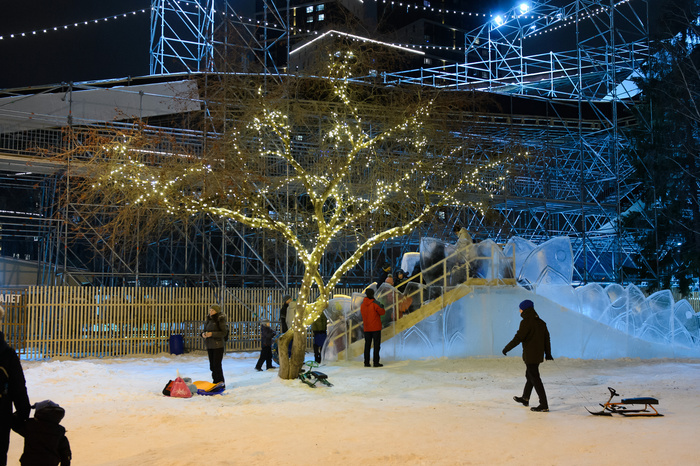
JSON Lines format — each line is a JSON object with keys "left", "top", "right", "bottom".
{"left": 377, "top": 262, "right": 392, "bottom": 286}
{"left": 502, "top": 299, "right": 553, "bottom": 412}
{"left": 201, "top": 304, "right": 227, "bottom": 388}
{"left": 279, "top": 295, "right": 292, "bottom": 334}
{"left": 0, "top": 307, "right": 31, "bottom": 466}
{"left": 13, "top": 400, "right": 71, "bottom": 466}
{"left": 255, "top": 320, "right": 276, "bottom": 371}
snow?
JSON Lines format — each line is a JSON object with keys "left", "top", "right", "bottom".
{"left": 9, "top": 352, "right": 700, "bottom": 465}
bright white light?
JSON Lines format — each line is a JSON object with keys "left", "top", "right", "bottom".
{"left": 495, "top": 15, "right": 504, "bottom": 26}
{"left": 290, "top": 29, "right": 424, "bottom": 55}
{"left": 519, "top": 3, "right": 529, "bottom": 14}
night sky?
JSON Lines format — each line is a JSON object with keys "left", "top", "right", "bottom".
{"left": 0, "top": 1, "right": 151, "bottom": 89}
{"left": 0, "top": 1, "right": 527, "bottom": 90}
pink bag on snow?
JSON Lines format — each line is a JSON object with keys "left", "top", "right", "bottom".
{"left": 169, "top": 376, "right": 192, "bottom": 398}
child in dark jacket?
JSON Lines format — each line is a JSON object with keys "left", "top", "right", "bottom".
{"left": 13, "top": 399, "right": 71, "bottom": 466}
{"left": 254, "top": 320, "right": 277, "bottom": 371}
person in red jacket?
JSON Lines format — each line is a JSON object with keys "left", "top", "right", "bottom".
{"left": 361, "top": 288, "right": 386, "bottom": 368}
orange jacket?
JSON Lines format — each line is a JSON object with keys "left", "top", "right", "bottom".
{"left": 361, "top": 297, "right": 386, "bottom": 332}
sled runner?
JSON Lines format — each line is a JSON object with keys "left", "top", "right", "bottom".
{"left": 299, "top": 360, "right": 333, "bottom": 388}
{"left": 586, "top": 387, "right": 662, "bottom": 417}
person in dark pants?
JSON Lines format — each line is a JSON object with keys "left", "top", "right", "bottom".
{"left": 311, "top": 312, "right": 328, "bottom": 364}
{"left": 0, "top": 306, "right": 31, "bottom": 466}
{"left": 279, "top": 295, "right": 292, "bottom": 334}
{"left": 255, "top": 320, "right": 276, "bottom": 371}
{"left": 202, "top": 304, "right": 227, "bottom": 389}
{"left": 361, "top": 288, "right": 386, "bottom": 368}
{"left": 502, "top": 299, "right": 553, "bottom": 412}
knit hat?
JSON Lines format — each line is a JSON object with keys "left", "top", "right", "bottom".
{"left": 210, "top": 304, "right": 221, "bottom": 313}
{"left": 519, "top": 299, "right": 534, "bottom": 311}
{"left": 282, "top": 294, "right": 292, "bottom": 303}
{"left": 365, "top": 288, "right": 375, "bottom": 299}
{"left": 33, "top": 400, "right": 65, "bottom": 423}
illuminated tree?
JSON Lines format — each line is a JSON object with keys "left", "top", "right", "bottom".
{"left": 64, "top": 50, "right": 515, "bottom": 379}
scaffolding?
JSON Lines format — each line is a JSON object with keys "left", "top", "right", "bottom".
{"left": 0, "top": 0, "right": 654, "bottom": 288}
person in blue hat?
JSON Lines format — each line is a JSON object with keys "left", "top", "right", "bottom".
{"left": 502, "top": 299, "right": 553, "bottom": 412}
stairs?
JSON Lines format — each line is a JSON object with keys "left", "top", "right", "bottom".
{"left": 334, "top": 243, "right": 517, "bottom": 361}
{"left": 337, "top": 283, "right": 474, "bottom": 361}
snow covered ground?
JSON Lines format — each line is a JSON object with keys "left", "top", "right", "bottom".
{"left": 10, "top": 352, "right": 700, "bottom": 465}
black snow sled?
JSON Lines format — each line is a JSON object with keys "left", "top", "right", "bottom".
{"left": 299, "top": 360, "right": 333, "bottom": 388}
{"left": 586, "top": 387, "right": 663, "bottom": 417}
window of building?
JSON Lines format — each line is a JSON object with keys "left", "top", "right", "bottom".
{"left": 307, "top": 16, "right": 313, "bottom": 23}
{"left": 424, "top": 58, "right": 432, "bottom": 65}
{"left": 306, "top": 6, "right": 313, "bottom": 13}
{"left": 317, "top": 4, "right": 325, "bottom": 11}
{"left": 318, "top": 13, "right": 325, "bottom": 21}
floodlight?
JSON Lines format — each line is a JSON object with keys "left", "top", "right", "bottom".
{"left": 495, "top": 15, "right": 504, "bottom": 26}
{"left": 519, "top": 3, "right": 529, "bottom": 14}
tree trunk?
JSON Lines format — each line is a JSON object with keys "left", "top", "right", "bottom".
{"left": 277, "top": 328, "right": 306, "bottom": 379}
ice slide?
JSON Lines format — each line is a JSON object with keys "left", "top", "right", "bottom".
{"left": 322, "top": 237, "right": 700, "bottom": 362}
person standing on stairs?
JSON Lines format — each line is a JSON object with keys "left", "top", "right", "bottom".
{"left": 502, "top": 299, "right": 553, "bottom": 412}
{"left": 361, "top": 288, "right": 386, "bottom": 368}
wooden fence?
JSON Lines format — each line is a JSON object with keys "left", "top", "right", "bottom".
{"left": 1, "top": 286, "right": 361, "bottom": 359}
{"left": 2, "top": 285, "right": 698, "bottom": 360}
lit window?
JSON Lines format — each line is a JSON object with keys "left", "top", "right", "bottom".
{"left": 317, "top": 4, "right": 325, "bottom": 11}
{"left": 307, "top": 16, "right": 313, "bottom": 23}
{"left": 424, "top": 58, "right": 432, "bottom": 65}
{"left": 306, "top": 6, "right": 313, "bottom": 13}
{"left": 318, "top": 13, "right": 325, "bottom": 21}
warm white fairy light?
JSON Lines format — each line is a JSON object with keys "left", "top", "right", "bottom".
{"left": 91, "top": 50, "right": 514, "bottom": 348}
{"left": 0, "top": 9, "right": 148, "bottom": 41}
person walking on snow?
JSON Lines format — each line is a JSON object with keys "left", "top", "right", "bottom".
{"left": 255, "top": 320, "right": 276, "bottom": 371}
{"left": 502, "top": 299, "right": 553, "bottom": 412}
{"left": 201, "top": 304, "right": 227, "bottom": 389}
{"left": 361, "top": 288, "right": 386, "bottom": 368}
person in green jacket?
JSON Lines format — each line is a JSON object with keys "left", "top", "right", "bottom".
{"left": 201, "top": 304, "right": 227, "bottom": 389}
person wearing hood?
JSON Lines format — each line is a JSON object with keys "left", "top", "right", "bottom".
{"left": 13, "top": 400, "right": 71, "bottom": 466}
{"left": 0, "top": 306, "right": 30, "bottom": 466}
{"left": 377, "top": 262, "right": 392, "bottom": 286}
{"left": 360, "top": 288, "right": 386, "bottom": 368}
{"left": 502, "top": 299, "right": 553, "bottom": 412}
{"left": 201, "top": 304, "right": 227, "bottom": 389}
{"left": 279, "top": 295, "right": 293, "bottom": 334}
{"left": 255, "top": 320, "right": 277, "bottom": 372}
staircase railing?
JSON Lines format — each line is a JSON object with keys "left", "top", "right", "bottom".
{"left": 333, "top": 243, "right": 517, "bottom": 361}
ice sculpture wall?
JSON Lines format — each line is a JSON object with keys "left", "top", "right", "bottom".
{"left": 321, "top": 236, "right": 700, "bottom": 362}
